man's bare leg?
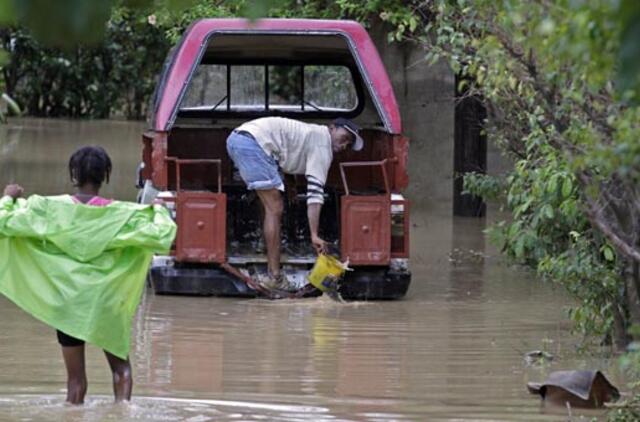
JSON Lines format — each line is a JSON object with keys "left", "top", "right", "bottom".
{"left": 61, "top": 345, "right": 88, "bottom": 404}
{"left": 256, "top": 189, "right": 284, "bottom": 277}
{"left": 104, "top": 351, "right": 132, "bottom": 402}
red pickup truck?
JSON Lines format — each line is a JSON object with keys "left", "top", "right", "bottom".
{"left": 138, "top": 18, "right": 411, "bottom": 299}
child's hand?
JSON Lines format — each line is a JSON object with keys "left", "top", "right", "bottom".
{"left": 3, "top": 184, "right": 23, "bottom": 199}
{"left": 151, "top": 198, "right": 165, "bottom": 206}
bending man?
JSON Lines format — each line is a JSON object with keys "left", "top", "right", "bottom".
{"left": 226, "top": 117, "right": 363, "bottom": 290}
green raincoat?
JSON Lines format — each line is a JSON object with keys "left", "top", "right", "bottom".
{"left": 0, "top": 194, "right": 176, "bottom": 359}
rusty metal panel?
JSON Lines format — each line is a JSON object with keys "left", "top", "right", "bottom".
{"left": 141, "top": 131, "right": 154, "bottom": 180}
{"left": 176, "top": 192, "right": 226, "bottom": 263}
{"left": 167, "top": 129, "right": 234, "bottom": 184}
{"left": 151, "top": 132, "right": 168, "bottom": 189}
{"left": 341, "top": 196, "right": 391, "bottom": 265}
{"left": 392, "top": 135, "right": 409, "bottom": 191}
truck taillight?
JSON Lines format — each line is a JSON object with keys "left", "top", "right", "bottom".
{"left": 391, "top": 194, "right": 410, "bottom": 258}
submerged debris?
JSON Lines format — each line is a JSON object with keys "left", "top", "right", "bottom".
{"left": 527, "top": 370, "right": 620, "bottom": 408}
{"left": 524, "top": 350, "right": 554, "bottom": 366}
{"left": 447, "top": 248, "right": 488, "bottom": 265}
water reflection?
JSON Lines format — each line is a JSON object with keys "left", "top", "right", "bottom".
{"left": 448, "top": 216, "right": 486, "bottom": 300}
{"left": 0, "top": 118, "right": 143, "bottom": 200}
{"left": 0, "top": 118, "right": 621, "bottom": 420}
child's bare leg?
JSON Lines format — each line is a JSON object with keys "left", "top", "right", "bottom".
{"left": 60, "top": 345, "right": 88, "bottom": 404}
{"left": 104, "top": 351, "right": 132, "bottom": 402}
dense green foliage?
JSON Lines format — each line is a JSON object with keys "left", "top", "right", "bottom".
{"left": 398, "top": 0, "right": 640, "bottom": 416}
{"left": 0, "top": 9, "right": 169, "bottom": 119}
{"left": 0, "top": 1, "right": 198, "bottom": 119}
{"left": 417, "top": 0, "right": 640, "bottom": 346}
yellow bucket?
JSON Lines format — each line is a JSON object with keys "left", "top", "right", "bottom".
{"left": 307, "top": 254, "right": 347, "bottom": 292}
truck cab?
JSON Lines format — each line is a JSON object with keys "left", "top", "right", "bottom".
{"left": 141, "top": 18, "right": 411, "bottom": 299}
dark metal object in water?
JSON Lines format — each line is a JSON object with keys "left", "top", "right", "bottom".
{"left": 220, "top": 263, "right": 320, "bottom": 300}
{"left": 524, "top": 350, "right": 554, "bottom": 365}
{"left": 220, "top": 263, "right": 272, "bottom": 297}
{"left": 527, "top": 370, "right": 620, "bottom": 408}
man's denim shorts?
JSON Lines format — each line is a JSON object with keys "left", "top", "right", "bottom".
{"left": 226, "top": 131, "right": 284, "bottom": 191}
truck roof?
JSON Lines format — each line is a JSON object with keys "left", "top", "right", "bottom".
{"left": 151, "top": 18, "right": 402, "bottom": 134}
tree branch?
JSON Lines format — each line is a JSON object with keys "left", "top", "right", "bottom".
{"left": 579, "top": 173, "right": 640, "bottom": 263}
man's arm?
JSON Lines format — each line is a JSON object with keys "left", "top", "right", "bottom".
{"left": 305, "top": 139, "right": 332, "bottom": 255}
{"left": 307, "top": 202, "right": 328, "bottom": 254}
{"left": 306, "top": 174, "right": 328, "bottom": 254}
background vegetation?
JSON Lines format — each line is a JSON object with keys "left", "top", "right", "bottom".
{"left": 392, "top": 0, "right": 640, "bottom": 417}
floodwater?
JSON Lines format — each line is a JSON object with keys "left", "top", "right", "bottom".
{"left": 0, "top": 118, "right": 622, "bottom": 421}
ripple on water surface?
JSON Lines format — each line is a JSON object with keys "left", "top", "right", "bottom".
{"left": 0, "top": 393, "right": 609, "bottom": 421}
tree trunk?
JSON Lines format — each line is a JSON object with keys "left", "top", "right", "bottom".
{"left": 612, "top": 302, "right": 629, "bottom": 351}
{"left": 453, "top": 76, "right": 487, "bottom": 217}
{"left": 625, "top": 260, "right": 640, "bottom": 337}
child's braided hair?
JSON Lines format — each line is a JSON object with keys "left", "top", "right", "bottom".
{"left": 68, "top": 146, "right": 112, "bottom": 188}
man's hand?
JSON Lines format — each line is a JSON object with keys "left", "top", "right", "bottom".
{"left": 311, "top": 234, "right": 328, "bottom": 255}
{"left": 308, "top": 203, "right": 327, "bottom": 254}
{"left": 3, "top": 184, "right": 23, "bottom": 199}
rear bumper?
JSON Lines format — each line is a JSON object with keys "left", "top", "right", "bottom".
{"left": 149, "top": 263, "right": 411, "bottom": 300}
{"left": 150, "top": 266, "right": 258, "bottom": 297}
{"left": 340, "top": 268, "right": 411, "bottom": 300}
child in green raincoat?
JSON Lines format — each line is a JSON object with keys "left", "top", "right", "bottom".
{"left": 1, "top": 146, "right": 176, "bottom": 404}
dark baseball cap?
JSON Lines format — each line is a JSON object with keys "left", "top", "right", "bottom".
{"left": 333, "top": 118, "right": 364, "bottom": 151}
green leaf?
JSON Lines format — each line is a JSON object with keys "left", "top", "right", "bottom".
{"left": 409, "top": 17, "right": 417, "bottom": 32}
{"left": 561, "top": 177, "right": 573, "bottom": 198}
{"left": 602, "top": 245, "right": 615, "bottom": 262}
{"left": 547, "top": 175, "right": 558, "bottom": 194}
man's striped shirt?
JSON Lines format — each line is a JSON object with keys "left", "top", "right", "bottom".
{"left": 237, "top": 117, "right": 333, "bottom": 205}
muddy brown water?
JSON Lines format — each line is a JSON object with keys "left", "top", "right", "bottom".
{"left": 0, "top": 118, "right": 622, "bottom": 420}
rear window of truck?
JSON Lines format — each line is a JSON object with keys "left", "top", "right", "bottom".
{"left": 179, "top": 64, "right": 359, "bottom": 114}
